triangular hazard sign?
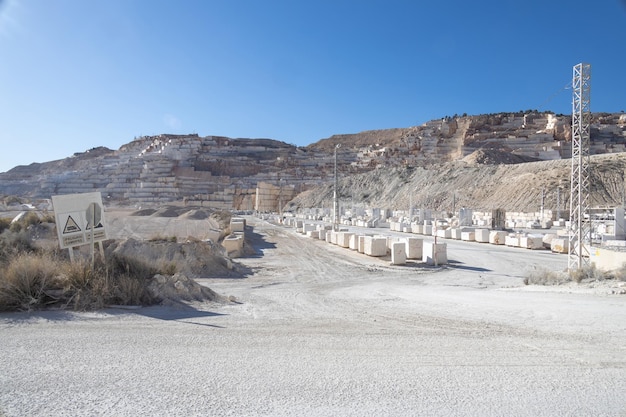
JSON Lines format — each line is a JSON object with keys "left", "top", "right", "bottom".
{"left": 63, "top": 216, "right": 81, "bottom": 234}
{"left": 85, "top": 222, "right": 103, "bottom": 230}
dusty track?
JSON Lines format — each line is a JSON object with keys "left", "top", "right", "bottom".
{"left": 1, "top": 217, "right": 625, "bottom": 416}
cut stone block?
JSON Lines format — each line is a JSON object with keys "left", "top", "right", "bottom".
{"left": 475, "top": 229, "right": 490, "bottom": 243}
{"left": 386, "top": 236, "right": 402, "bottom": 250}
{"left": 450, "top": 228, "right": 462, "bottom": 240}
{"left": 423, "top": 242, "right": 447, "bottom": 265}
{"left": 405, "top": 237, "right": 423, "bottom": 259}
{"left": 461, "top": 231, "right": 475, "bottom": 242}
{"left": 520, "top": 236, "right": 543, "bottom": 249}
{"left": 542, "top": 233, "right": 556, "bottom": 249}
{"left": 436, "top": 229, "right": 451, "bottom": 239}
{"left": 551, "top": 238, "right": 569, "bottom": 253}
{"left": 230, "top": 217, "right": 245, "bottom": 233}
{"left": 222, "top": 233, "right": 244, "bottom": 257}
{"left": 411, "top": 224, "right": 423, "bottom": 234}
{"left": 505, "top": 235, "right": 520, "bottom": 247}
{"left": 338, "top": 232, "right": 353, "bottom": 248}
{"left": 364, "top": 236, "right": 387, "bottom": 257}
{"left": 423, "top": 225, "right": 432, "bottom": 235}
{"left": 348, "top": 234, "right": 359, "bottom": 250}
{"left": 489, "top": 231, "right": 506, "bottom": 245}
{"left": 358, "top": 235, "right": 365, "bottom": 253}
{"left": 391, "top": 242, "right": 406, "bottom": 265}
{"left": 306, "top": 230, "right": 320, "bottom": 239}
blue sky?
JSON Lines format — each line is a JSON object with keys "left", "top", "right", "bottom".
{"left": 1, "top": 0, "right": 625, "bottom": 173}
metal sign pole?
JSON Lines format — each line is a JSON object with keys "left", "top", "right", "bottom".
{"left": 90, "top": 202, "right": 95, "bottom": 268}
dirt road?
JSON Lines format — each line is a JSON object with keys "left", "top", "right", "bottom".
{"left": 1, "top": 217, "right": 625, "bottom": 416}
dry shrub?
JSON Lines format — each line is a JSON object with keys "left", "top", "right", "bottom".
{"left": 9, "top": 212, "right": 40, "bottom": 232}
{"left": 606, "top": 263, "right": 626, "bottom": 282}
{"left": 0, "top": 230, "right": 35, "bottom": 264}
{"left": 0, "top": 253, "right": 62, "bottom": 311}
{"left": 0, "top": 251, "right": 166, "bottom": 311}
{"left": 59, "top": 260, "right": 110, "bottom": 310}
{"left": 112, "top": 274, "right": 153, "bottom": 306}
{"left": 523, "top": 267, "right": 568, "bottom": 286}
{"left": 60, "top": 254, "right": 158, "bottom": 310}
{"left": 148, "top": 234, "right": 177, "bottom": 243}
{"left": 612, "top": 264, "right": 626, "bottom": 282}
{"left": 0, "top": 218, "right": 11, "bottom": 234}
{"left": 104, "top": 253, "right": 160, "bottom": 305}
{"left": 569, "top": 264, "right": 606, "bottom": 284}
{"left": 40, "top": 213, "right": 56, "bottom": 224}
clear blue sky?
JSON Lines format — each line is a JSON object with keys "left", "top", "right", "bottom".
{"left": 1, "top": 0, "right": 625, "bottom": 173}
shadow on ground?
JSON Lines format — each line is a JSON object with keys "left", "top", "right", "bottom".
{"left": 243, "top": 225, "right": 277, "bottom": 258}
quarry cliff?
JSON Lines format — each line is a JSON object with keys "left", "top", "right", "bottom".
{"left": 1, "top": 112, "right": 625, "bottom": 213}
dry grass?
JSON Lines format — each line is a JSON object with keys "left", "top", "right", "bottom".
{"left": 523, "top": 267, "right": 568, "bottom": 286}
{"left": 0, "top": 253, "right": 163, "bottom": 311}
{"left": 604, "top": 263, "right": 626, "bottom": 282}
{"left": 8, "top": 212, "right": 40, "bottom": 232}
{"left": 0, "top": 217, "right": 11, "bottom": 234}
{"left": 568, "top": 264, "right": 606, "bottom": 284}
{"left": 148, "top": 234, "right": 177, "bottom": 243}
{"left": 0, "top": 253, "right": 63, "bottom": 311}
{"left": 0, "top": 225, "right": 169, "bottom": 311}
{"left": 524, "top": 264, "right": 620, "bottom": 286}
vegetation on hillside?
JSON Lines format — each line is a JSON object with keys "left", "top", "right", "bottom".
{"left": 0, "top": 214, "right": 167, "bottom": 312}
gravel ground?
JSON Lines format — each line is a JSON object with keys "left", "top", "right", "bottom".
{"left": 1, "top": 216, "right": 626, "bottom": 416}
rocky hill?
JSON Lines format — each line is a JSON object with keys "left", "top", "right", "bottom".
{"left": 1, "top": 112, "right": 625, "bottom": 213}
{"left": 288, "top": 152, "right": 626, "bottom": 214}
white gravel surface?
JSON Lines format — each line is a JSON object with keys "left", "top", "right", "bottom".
{"left": 1, "top": 217, "right": 626, "bottom": 416}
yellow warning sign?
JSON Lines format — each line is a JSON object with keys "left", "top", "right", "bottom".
{"left": 63, "top": 216, "right": 81, "bottom": 234}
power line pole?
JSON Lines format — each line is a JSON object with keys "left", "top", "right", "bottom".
{"left": 333, "top": 144, "right": 341, "bottom": 231}
{"left": 569, "top": 62, "right": 592, "bottom": 271}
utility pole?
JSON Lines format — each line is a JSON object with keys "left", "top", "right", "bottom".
{"left": 569, "top": 62, "right": 592, "bottom": 271}
{"left": 539, "top": 187, "right": 546, "bottom": 223}
{"left": 278, "top": 178, "right": 283, "bottom": 219}
{"left": 333, "top": 143, "right": 341, "bottom": 231}
{"left": 556, "top": 187, "right": 561, "bottom": 220}
{"left": 452, "top": 191, "right": 456, "bottom": 217}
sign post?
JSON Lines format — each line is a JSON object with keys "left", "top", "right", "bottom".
{"left": 51, "top": 192, "right": 108, "bottom": 265}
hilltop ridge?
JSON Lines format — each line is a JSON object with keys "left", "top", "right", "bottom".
{"left": 1, "top": 112, "right": 625, "bottom": 212}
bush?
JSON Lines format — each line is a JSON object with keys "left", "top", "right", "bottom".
{"left": 0, "top": 218, "right": 10, "bottom": 234}
{"left": 40, "top": 213, "right": 56, "bottom": 224}
{"left": 608, "top": 263, "right": 626, "bottom": 282}
{"left": 569, "top": 264, "right": 605, "bottom": 283}
{"left": 59, "top": 254, "right": 159, "bottom": 310}
{"left": 523, "top": 267, "right": 568, "bottom": 286}
{"left": 0, "top": 253, "right": 62, "bottom": 311}
{"left": 0, "top": 250, "right": 169, "bottom": 311}
{"left": 0, "top": 230, "right": 36, "bottom": 264}
{"left": 148, "top": 234, "right": 177, "bottom": 243}
{"left": 9, "top": 212, "right": 40, "bottom": 232}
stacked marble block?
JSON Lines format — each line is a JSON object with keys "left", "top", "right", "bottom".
{"left": 222, "top": 217, "right": 246, "bottom": 257}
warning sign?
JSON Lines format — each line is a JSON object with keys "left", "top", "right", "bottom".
{"left": 63, "top": 216, "right": 81, "bottom": 234}
{"left": 52, "top": 192, "right": 108, "bottom": 249}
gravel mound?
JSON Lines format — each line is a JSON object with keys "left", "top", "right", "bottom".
{"left": 129, "top": 208, "right": 157, "bottom": 216}
{"left": 462, "top": 149, "right": 540, "bottom": 165}
{"left": 106, "top": 237, "right": 240, "bottom": 278}
{"left": 179, "top": 209, "right": 211, "bottom": 220}
{"left": 148, "top": 273, "right": 223, "bottom": 305}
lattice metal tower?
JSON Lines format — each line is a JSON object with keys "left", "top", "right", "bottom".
{"left": 569, "top": 63, "right": 592, "bottom": 271}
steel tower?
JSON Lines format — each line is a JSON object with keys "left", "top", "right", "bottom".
{"left": 569, "top": 63, "right": 591, "bottom": 271}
